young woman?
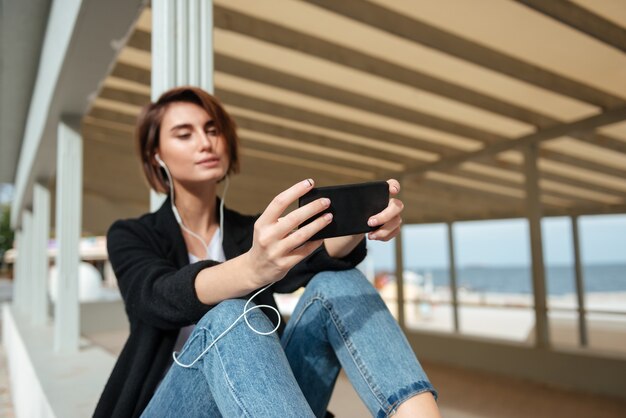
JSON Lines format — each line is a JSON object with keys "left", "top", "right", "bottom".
{"left": 94, "top": 86, "right": 440, "bottom": 418}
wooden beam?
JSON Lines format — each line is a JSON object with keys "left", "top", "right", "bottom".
{"left": 100, "top": 86, "right": 151, "bottom": 107}
{"left": 108, "top": 57, "right": 626, "bottom": 183}
{"left": 408, "top": 178, "right": 526, "bottom": 207}
{"left": 222, "top": 90, "right": 626, "bottom": 198}
{"left": 123, "top": 28, "right": 626, "bottom": 157}
{"left": 235, "top": 115, "right": 419, "bottom": 168}
{"left": 99, "top": 62, "right": 626, "bottom": 208}
{"left": 538, "top": 148, "right": 626, "bottom": 180}
{"left": 303, "top": 0, "right": 625, "bottom": 109}
{"left": 449, "top": 168, "right": 606, "bottom": 207}
{"left": 140, "top": 16, "right": 556, "bottom": 129}
{"left": 403, "top": 186, "right": 510, "bottom": 210}
{"left": 88, "top": 107, "right": 138, "bottom": 126}
{"left": 126, "top": 29, "right": 151, "bottom": 51}
{"left": 401, "top": 106, "right": 626, "bottom": 177}
{"left": 239, "top": 135, "right": 399, "bottom": 173}
{"left": 574, "top": 131, "right": 626, "bottom": 155}
{"left": 515, "top": 0, "right": 626, "bottom": 54}
{"left": 239, "top": 147, "right": 374, "bottom": 180}
{"left": 487, "top": 156, "right": 626, "bottom": 198}
{"left": 216, "top": 88, "right": 460, "bottom": 156}
{"left": 217, "top": 59, "right": 626, "bottom": 181}
{"left": 111, "top": 62, "right": 151, "bottom": 85}
{"left": 214, "top": 53, "right": 505, "bottom": 144}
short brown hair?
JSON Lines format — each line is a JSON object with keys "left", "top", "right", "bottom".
{"left": 136, "top": 86, "right": 240, "bottom": 193}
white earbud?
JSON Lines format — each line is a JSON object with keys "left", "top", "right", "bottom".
{"left": 155, "top": 153, "right": 166, "bottom": 168}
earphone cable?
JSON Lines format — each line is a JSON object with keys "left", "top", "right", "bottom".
{"left": 156, "top": 156, "right": 278, "bottom": 368}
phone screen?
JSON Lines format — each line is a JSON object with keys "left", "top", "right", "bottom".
{"left": 298, "top": 181, "right": 389, "bottom": 241}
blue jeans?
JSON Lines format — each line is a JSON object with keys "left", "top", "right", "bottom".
{"left": 141, "top": 269, "right": 437, "bottom": 417}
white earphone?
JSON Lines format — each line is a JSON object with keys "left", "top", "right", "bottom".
{"left": 154, "top": 152, "right": 280, "bottom": 368}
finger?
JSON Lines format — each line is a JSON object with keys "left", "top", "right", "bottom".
{"left": 281, "top": 212, "right": 334, "bottom": 252}
{"left": 387, "top": 179, "right": 401, "bottom": 196}
{"left": 367, "top": 198, "right": 404, "bottom": 227}
{"left": 369, "top": 225, "right": 401, "bottom": 242}
{"left": 273, "top": 197, "right": 331, "bottom": 238}
{"left": 368, "top": 216, "right": 402, "bottom": 240}
{"left": 257, "top": 179, "right": 314, "bottom": 226}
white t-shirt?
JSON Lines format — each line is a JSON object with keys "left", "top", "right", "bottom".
{"left": 173, "top": 228, "right": 226, "bottom": 353}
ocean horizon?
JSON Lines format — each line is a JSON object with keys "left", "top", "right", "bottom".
{"left": 380, "top": 262, "right": 626, "bottom": 295}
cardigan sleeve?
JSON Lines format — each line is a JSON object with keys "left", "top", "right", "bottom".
{"left": 272, "top": 237, "right": 367, "bottom": 293}
{"left": 107, "top": 219, "right": 217, "bottom": 330}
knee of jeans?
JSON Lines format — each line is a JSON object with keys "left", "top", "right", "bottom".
{"left": 197, "top": 298, "right": 251, "bottom": 329}
{"left": 309, "top": 269, "right": 378, "bottom": 298}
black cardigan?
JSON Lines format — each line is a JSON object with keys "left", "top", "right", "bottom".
{"left": 94, "top": 198, "right": 366, "bottom": 418}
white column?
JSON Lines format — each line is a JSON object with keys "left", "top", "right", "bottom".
{"left": 525, "top": 143, "right": 549, "bottom": 348}
{"left": 13, "top": 221, "right": 31, "bottom": 314}
{"left": 150, "top": 0, "right": 214, "bottom": 211}
{"left": 32, "top": 183, "right": 50, "bottom": 326}
{"left": 12, "top": 229, "right": 23, "bottom": 311}
{"left": 175, "top": 0, "right": 189, "bottom": 86}
{"left": 152, "top": 0, "right": 176, "bottom": 99}
{"left": 199, "top": 0, "right": 214, "bottom": 92}
{"left": 54, "top": 118, "right": 82, "bottom": 353}
{"left": 394, "top": 225, "right": 406, "bottom": 328}
{"left": 447, "top": 222, "right": 460, "bottom": 332}
{"left": 188, "top": 0, "right": 200, "bottom": 86}
{"left": 20, "top": 210, "right": 34, "bottom": 317}
{"left": 571, "top": 215, "right": 588, "bottom": 346}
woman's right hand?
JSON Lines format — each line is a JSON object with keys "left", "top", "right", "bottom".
{"left": 245, "top": 178, "right": 333, "bottom": 288}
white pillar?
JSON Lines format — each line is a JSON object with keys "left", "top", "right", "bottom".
{"left": 447, "top": 222, "right": 460, "bottom": 332}
{"left": 199, "top": 0, "right": 214, "bottom": 91}
{"left": 571, "top": 215, "right": 588, "bottom": 346}
{"left": 394, "top": 223, "right": 406, "bottom": 328}
{"left": 20, "top": 210, "right": 34, "bottom": 317}
{"left": 54, "top": 118, "right": 82, "bottom": 353}
{"left": 150, "top": 0, "right": 214, "bottom": 211}
{"left": 32, "top": 183, "right": 50, "bottom": 326}
{"left": 13, "top": 221, "right": 31, "bottom": 314}
{"left": 525, "top": 143, "right": 549, "bottom": 348}
{"left": 12, "top": 229, "right": 23, "bottom": 311}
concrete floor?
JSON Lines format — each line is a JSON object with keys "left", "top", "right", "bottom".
{"left": 87, "top": 326, "right": 626, "bottom": 418}
{"left": 329, "top": 360, "right": 626, "bottom": 418}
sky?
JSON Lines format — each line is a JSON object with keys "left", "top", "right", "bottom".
{"left": 367, "top": 214, "right": 626, "bottom": 270}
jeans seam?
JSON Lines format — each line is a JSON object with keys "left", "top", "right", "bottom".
{"left": 281, "top": 296, "right": 318, "bottom": 349}
{"left": 291, "top": 292, "right": 389, "bottom": 412}
{"left": 205, "top": 326, "right": 252, "bottom": 418}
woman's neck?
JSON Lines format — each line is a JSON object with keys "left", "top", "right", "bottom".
{"left": 172, "top": 181, "right": 219, "bottom": 235}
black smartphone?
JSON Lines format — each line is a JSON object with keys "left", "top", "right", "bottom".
{"left": 298, "top": 181, "right": 389, "bottom": 241}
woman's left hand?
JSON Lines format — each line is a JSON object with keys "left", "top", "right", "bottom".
{"left": 366, "top": 179, "right": 404, "bottom": 242}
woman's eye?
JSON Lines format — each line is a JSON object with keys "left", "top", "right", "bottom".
{"left": 206, "top": 129, "right": 218, "bottom": 137}
{"left": 177, "top": 133, "right": 191, "bottom": 139}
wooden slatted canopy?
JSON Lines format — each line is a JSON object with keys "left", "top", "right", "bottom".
{"left": 82, "top": 0, "right": 626, "bottom": 234}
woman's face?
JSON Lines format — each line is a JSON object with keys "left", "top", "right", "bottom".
{"left": 157, "top": 101, "right": 229, "bottom": 188}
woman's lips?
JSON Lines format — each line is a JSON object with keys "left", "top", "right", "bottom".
{"left": 196, "top": 157, "right": 220, "bottom": 167}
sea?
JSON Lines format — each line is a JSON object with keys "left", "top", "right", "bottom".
{"left": 402, "top": 263, "right": 626, "bottom": 295}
